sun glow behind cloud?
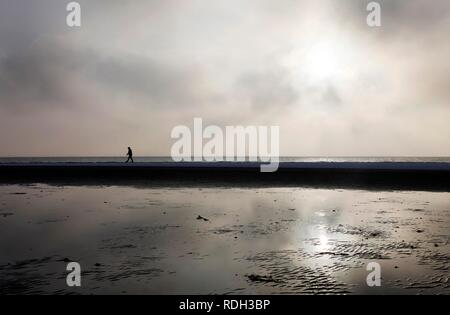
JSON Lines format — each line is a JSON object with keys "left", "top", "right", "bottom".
{"left": 283, "top": 29, "right": 364, "bottom": 87}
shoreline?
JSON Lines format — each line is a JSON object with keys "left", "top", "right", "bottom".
{"left": 1, "top": 162, "right": 450, "bottom": 191}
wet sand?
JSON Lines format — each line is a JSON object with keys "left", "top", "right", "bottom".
{"left": 0, "top": 183, "right": 449, "bottom": 294}
{"left": 2, "top": 162, "right": 450, "bottom": 191}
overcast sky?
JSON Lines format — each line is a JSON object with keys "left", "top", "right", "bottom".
{"left": 0, "top": 0, "right": 449, "bottom": 156}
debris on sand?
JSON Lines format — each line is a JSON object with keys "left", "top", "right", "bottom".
{"left": 407, "top": 208, "right": 426, "bottom": 212}
{"left": 196, "top": 215, "right": 209, "bottom": 222}
{"left": 111, "top": 244, "right": 136, "bottom": 250}
{"left": 246, "top": 274, "right": 278, "bottom": 283}
{"left": 212, "top": 228, "right": 236, "bottom": 235}
{"left": 416, "top": 229, "right": 425, "bottom": 233}
{"left": 0, "top": 212, "right": 14, "bottom": 218}
{"left": 368, "top": 231, "right": 383, "bottom": 238}
{"left": 94, "top": 263, "right": 102, "bottom": 267}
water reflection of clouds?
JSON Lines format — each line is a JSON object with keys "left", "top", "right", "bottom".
{"left": 0, "top": 185, "right": 449, "bottom": 294}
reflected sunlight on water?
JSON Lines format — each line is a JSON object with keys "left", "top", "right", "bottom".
{"left": 0, "top": 184, "right": 449, "bottom": 294}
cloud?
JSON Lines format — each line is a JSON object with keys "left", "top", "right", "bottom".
{"left": 236, "top": 65, "right": 299, "bottom": 111}
{"left": 0, "top": 39, "right": 91, "bottom": 111}
{"left": 86, "top": 54, "right": 209, "bottom": 109}
{"left": 0, "top": 0, "right": 450, "bottom": 156}
{"left": 0, "top": 37, "right": 212, "bottom": 113}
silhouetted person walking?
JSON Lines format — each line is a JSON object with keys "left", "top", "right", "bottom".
{"left": 126, "top": 147, "right": 134, "bottom": 163}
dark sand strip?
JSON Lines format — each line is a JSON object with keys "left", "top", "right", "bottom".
{"left": 1, "top": 162, "right": 450, "bottom": 191}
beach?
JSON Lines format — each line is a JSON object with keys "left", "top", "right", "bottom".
{"left": 1, "top": 170, "right": 450, "bottom": 294}
{"left": 2, "top": 0, "right": 450, "bottom": 301}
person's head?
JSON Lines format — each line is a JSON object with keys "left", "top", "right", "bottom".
{"left": 128, "top": 147, "right": 131, "bottom": 150}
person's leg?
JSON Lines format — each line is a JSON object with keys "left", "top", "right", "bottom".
{"left": 126, "top": 157, "right": 129, "bottom": 163}
{"left": 131, "top": 156, "right": 134, "bottom": 163}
